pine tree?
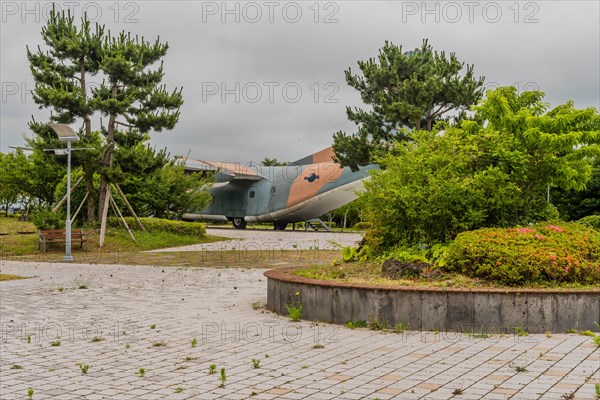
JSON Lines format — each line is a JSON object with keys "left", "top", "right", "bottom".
{"left": 333, "top": 39, "right": 484, "bottom": 170}
{"left": 91, "top": 30, "right": 183, "bottom": 223}
{"left": 27, "top": 7, "right": 104, "bottom": 223}
{"left": 27, "top": 7, "right": 183, "bottom": 227}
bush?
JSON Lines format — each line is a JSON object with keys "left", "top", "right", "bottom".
{"left": 353, "top": 222, "right": 372, "bottom": 230}
{"left": 30, "top": 210, "right": 65, "bottom": 230}
{"left": 108, "top": 217, "right": 205, "bottom": 237}
{"left": 443, "top": 222, "right": 600, "bottom": 286}
{"left": 553, "top": 159, "right": 600, "bottom": 220}
{"left": 577, "top": 215, "right": 600, "bottom": 231}
{"left": 361, "top": 88, "right": 599, "bottom": 250}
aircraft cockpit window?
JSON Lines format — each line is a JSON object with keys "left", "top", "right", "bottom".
{"left": 249, "top": 191, "right": 255, "bottom": 198}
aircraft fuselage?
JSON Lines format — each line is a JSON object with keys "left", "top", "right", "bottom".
{"left": 182, "top": 161, "right": 377, "bottom": 228}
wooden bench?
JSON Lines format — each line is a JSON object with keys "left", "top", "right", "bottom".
{"left": 39, "top": 229, "right": 88, "bottom": 252}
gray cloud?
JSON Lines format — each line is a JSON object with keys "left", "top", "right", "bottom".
{"left": 1, "top": 1, "right": 598, "bottom": 162}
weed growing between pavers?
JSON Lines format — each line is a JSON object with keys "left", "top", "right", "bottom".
{"left": 286, "top": 291, "right": 302, "bottom": 321}
{"left": 345, "top": 320, "right": 367, "bottom": 329}
{"left": 208, "top": 364, "right": 216, "bottom": 374}
{"left": 219, "top": 367, "right": 226, "bottom": 387}
{"left": 394, "top": 322, "right": 410, "bottom": 333}
{"left": 77, "top": 363, "right": 90, "bottom": 374}
{"left": 514, "top": 326, "right": 528, "bottom": 336}
{"left": 368, "top": 317, "right": 388, "bottom": 331}
{"left": 593, "top": 322, "right": 600, "bottom": 347}
{"left": 511, "top": 363, "right": 527, "bottom": 373}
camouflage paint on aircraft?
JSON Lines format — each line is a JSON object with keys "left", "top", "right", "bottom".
{"left": 182, "top": 147, "right": 377, "bottom": 229}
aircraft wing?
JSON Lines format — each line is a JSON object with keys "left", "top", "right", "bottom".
{"left": 184, "top": 159, "right": 265, "bottom": 181}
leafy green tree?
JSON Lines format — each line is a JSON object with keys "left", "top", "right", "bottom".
{"left": 27, "top": 8, "right": 183, "bottom": 224}
{"left": 0, "top": 150, "right": 65, "bottom": 212}
{"left": 261, "top": 157, "right": 288, "bottom": 166}
{"left": 130, "top": 163, "right": 212, "bottom": 220}
{"left": 551, "top": 158, "right": 600, "bottom": 220}
{"left": 333, "top": 39, "right": 485, "bottom": 170}
{"left": 362, "top": 87, "right": 600, "bottom": 250}
{"left": 0, "top": 153, "right": 21, "bottom": 215}
{"left": 328, "top": 199, "right": 364, "bottom": 229}
{"left": 113, "top": 138, "right": 170, "bottom": 216}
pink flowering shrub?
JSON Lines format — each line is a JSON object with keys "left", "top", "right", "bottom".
{"left": 443, "top": 222, "right": 600, "bottom": 286}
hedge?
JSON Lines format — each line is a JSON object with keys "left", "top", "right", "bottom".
{"left": 577, "top": 215, "right": 600, "bottom": 231}
{"left": 443, "top": 222, "right": 600, "bottom": 286}
{"left": 353, "top": 222, "right": 372, "bottom": 230}
{"left": 108, "top": 217, "right": 205, "bottom": 237}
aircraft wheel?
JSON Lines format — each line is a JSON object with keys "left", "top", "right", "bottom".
{"left": 274, "top": 222, "right": 288, "bottom": 230}
{"left": 232, "top": 217, "right": 247, "bottom": 229}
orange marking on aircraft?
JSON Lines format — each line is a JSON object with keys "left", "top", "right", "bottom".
{"left": 286, "top": 162, "right": 344, "bottom": 208}
{"left": 311, "top": 147, "right": 336, "bottom": 164}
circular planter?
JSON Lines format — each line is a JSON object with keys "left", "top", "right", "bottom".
{"left": 264, "top": 268, "right": 600, "bottom": 334}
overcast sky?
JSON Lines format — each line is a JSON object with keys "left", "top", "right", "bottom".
{"left": 1, "top": 1, "right": 598, "bottom": 163}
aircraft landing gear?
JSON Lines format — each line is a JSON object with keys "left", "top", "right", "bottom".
{"left": 273, "top": 222, "right": 288, "bottom": 231}
{"left": 232, "top": 217, "right": 247, "bottom": 229}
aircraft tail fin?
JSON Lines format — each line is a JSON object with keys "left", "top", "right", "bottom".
{"left": 289, "top": 147, "right": 335, "bottom": 165}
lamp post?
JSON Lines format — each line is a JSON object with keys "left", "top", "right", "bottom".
{"left": 48, "top": 124, "right": 80, "bottom": 262}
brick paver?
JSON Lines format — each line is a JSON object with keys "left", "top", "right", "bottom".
{"left": 1, "top": 260, "right": 598, "bottom": 399}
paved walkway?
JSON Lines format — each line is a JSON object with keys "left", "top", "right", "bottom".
{"left": 149, "top": 228, "right": 364, "bottom": 252}
{"left": 1, "top": 261, "right": 599, "bottom": 399}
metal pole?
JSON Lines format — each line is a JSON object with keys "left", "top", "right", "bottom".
{"left": 64, "top": 140, "right": 73, "bottom": 262}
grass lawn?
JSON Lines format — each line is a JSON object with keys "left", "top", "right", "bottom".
{"left": 0, "top": 216, "right": 225, "bottom": 260}
{"left": 0, "top": 217, "right": 341, "bottom": 268}
{"left": 0, "top": 274, "right": 27, "bottom": 281}
{"left": 295, "top": 262, "right": 600, "bottom": 290}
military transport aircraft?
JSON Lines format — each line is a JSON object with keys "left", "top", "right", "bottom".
{"left": 182, "top": 147, "right": 378, "bottom": 229}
